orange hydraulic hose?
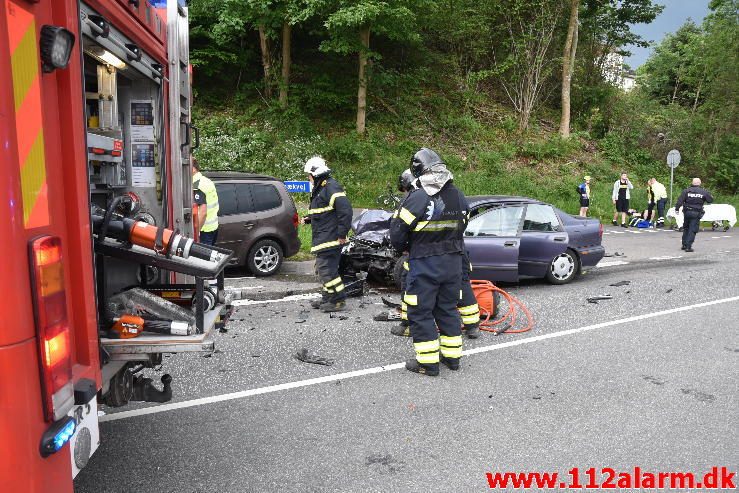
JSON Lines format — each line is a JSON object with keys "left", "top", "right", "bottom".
{"left": 470, "top": 280, "right": 534, "bottom": 335}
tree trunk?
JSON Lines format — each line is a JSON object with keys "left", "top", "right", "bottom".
{"left": 559, "top": 0, "right": 579, "bottom": 138}
{"left": 671, "top": 77, "right": 680, "bottom": 105}
{"left": 258, "top": 24, "right": 272, "bottom": 99}
{"left": 692, "top": 78, "right": 703, "bottom": 114}
{"left": 279, "top": 22, "right": 291, "bottom": 108}
{"left": 356, "top": 26, "right": 370, "bottom": 134}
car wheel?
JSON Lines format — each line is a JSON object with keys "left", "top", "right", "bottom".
{"left": 393, "top": 254, "right": 409, "bottom": 290}
{"left": 546, "top": 249, "right": 579, "bottom": 285}
{"left": 247, "top": 239, "right": 283, "bottom": 277}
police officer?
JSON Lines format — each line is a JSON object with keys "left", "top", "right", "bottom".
{"left": 192, "top": 159, "right": 219, "bottom": 245}
{"left": 391, "top": 168, "right": 480, "bottom": 339}
{"left": 675, "top": 178, "right": 713, "bottom": 252}
{"left": 303, "top": 157, "right": 353, "bottom": 312}
{"left": 390, "top": 149, "right": 468, "bottom": 376}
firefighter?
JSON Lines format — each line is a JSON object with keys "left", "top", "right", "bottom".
{"left": 390, "top": 168, "right": 480, "bottom": 339}
{"left": 675, "top": 178, "right": 713, "bottom": 252}
{"left": 390, "top": 148, "right": 468, "bottom": 376}
{"left": 303, "top": 157, "right": 353, "bottom": 312}
{"left": 192, "top": 159, "right": 219, "bottom": 245}
{"left": 391, "top": 169, "right": 417, "bottom": 336}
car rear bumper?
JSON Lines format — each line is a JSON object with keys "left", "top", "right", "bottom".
{"left": 284, "top": 233, "right": 301, "bottom": 258}
{"left": 577, "top": 245, "right": 606, "bottom": 268}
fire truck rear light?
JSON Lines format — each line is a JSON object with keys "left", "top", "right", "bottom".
{"left": 40, "top": 416, "right": 76, "bottom": 458}
{"left": 90, "top": 147, "right": 105, "bottom": 155}
{"left": 44, "top": 329, "right": 69, "bottom": 368}
{"left": 30, "top": 236, "right": 74, "bottom": 421}
{"left": 111, "top": 150, "right": 122, "bottom": 157}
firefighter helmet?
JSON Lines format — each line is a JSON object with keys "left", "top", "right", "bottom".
{"left": 410, "top": 148, "right": 443, "bottom": 178}
{"left": 304, "top": 156, "right": 330, "bottom": 177}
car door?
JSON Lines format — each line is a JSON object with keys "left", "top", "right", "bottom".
{"left": 464, "top": 205, "right": 524, "bottom": 282}
{"left": 518, "top": 203, "right": 569, "bottom": 278}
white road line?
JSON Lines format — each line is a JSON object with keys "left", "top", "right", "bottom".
{"left": 596, "top": 260, "right": 629, "bottom": 268}
{"left": 610, "top": 231, "right": 626, "bottom": 234}
{"left": 712, "top": 237, "right": 722, "bottom": 239}
{"left": 649, "top": 255, "right": 683, "bottom": 261}
{"left": 231, "top": 293, "right": 321, "bottom": 306}
{"left": 99, "top": 295, "right": 739, "bottom": 423}
{"left": 722, "top": 235, "right": 732, "bottom": 238}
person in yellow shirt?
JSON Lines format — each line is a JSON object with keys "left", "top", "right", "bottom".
{"left": 648, "top": 178, "right": 668, "bottom": 227}
{"left": 192, "top": 159, "right": 219, "bottom": 245}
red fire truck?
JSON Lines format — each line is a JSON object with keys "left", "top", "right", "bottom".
{"left": 0, "top": 1, "right": 227, "bottom": 491}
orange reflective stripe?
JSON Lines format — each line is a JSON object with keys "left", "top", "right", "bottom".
{"left": 7, "top": 1, "right": 49, "bottom": 229}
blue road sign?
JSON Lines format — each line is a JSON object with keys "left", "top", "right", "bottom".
{"left": 284, "top": 181, "right": 312, "bottom": 193}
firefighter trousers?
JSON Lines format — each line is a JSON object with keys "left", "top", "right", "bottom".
{"left": 315, "top": 248, "right": 346, "bottom": 303}
{"left": 401, "top": 256, "right": 479, "bottom": 329}
{"left": 404, "top": 254, "right": 463, "bottom": 366}
{"left": 459, "top": 258, "right": 480, "bottom": 328}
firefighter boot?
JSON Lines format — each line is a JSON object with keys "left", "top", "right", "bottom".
{"left": 440, "top": 354, "right": 460, "bottom": 371}
{"left": 405, "top": 359, "right": 439, "bottom": 376}
{"left": 465, "top": 323, "right": 480, "bottom": 339}
{"left": 390, "top": 321, "right": 411, "bottom": 337}
{"left": 311, "top": 293, "right": 329, "bottom": 309}
{"left": 320, "top": 300, "right": 347, "bottom": 312}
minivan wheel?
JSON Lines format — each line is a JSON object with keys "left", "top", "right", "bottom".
{"left": 247, "top": 239, "right": 283, "bottom": 277}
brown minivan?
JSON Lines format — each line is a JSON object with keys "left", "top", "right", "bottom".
{"left": 206, "top": 172, "right": 301, "bottom": 276}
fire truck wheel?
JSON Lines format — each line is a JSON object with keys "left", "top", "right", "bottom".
{"left": 247, "top": 239, "right": 283, "bottom": 277}
{"left": 104, "top": 366, "right": 134, "bottom": 407}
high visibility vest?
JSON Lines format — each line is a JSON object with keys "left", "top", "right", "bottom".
{"left": 193, "top": 172, "right": 219, "bottom": 232}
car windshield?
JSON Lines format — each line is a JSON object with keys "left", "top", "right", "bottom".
{"left": 465, "top": 205, "right": 524, "bottom": 237}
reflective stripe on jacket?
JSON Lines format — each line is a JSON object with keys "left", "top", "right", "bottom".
{"left": 193, "top": 172, "right": 219, "bottom": 232}
{"left": 309, "top": 176, "right": 353, "bottom": 253}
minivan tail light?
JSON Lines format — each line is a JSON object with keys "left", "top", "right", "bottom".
{"left": 29, "top": 236, "right": 74, "bottom": 422}
{"left": 292, "top": 212, "right": 299, "bottom": 229}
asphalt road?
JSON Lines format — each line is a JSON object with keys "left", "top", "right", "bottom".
{"left": 75, "top": 228, "right": 738, "bottom": 492}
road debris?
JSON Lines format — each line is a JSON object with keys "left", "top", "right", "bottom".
{"left": 373, "top": 311, "right": 401, "bottom": 322}
{"left": 609, "top": 280, "right": 631, "bottom": 287}
{"left": 294, "top": 348, "right": 334, "bottom": 366}
{"left": 381, "top": 297, "right": 401, "bottom": 309}
{"left": 587, "top": 294, "right": 613, "bottom": 304}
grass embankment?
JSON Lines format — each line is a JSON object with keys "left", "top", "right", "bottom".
{"left": 195, "top": 100, "right": 738, "bottom": 260}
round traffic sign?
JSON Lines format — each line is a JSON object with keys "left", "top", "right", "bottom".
{"left": 667, "top": 149, "right": 681, "bottom": 168}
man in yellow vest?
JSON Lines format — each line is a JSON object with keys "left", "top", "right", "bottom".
{"left": 192, "top": 159, "right": 219, "bottom": 245}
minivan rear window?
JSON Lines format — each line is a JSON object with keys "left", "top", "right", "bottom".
{"left": 250, "top": 184, "right": 282, "bottom": 212}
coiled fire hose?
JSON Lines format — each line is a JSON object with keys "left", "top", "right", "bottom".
{"left": 471, "top": 280, "right": 535, "bottom": 335}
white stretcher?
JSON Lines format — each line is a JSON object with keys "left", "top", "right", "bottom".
{"left": 666, "top": 204, "right": 737, "bottom": 230}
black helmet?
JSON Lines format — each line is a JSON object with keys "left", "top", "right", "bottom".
{"left": 410, "top": 148, "right": 443, "bottom": 177}
{"left": 397, "top": 169, "right": 415, "bottom": 192}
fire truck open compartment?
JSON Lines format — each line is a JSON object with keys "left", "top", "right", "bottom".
{"left": 79, "top": 2, "right": 229, "bottom": 368}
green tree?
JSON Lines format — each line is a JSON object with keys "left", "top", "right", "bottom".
{"left": 321, "top": 0, "right": 424, "bottom": 134}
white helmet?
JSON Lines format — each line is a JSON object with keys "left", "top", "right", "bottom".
{"left": 304, "top": 156, "right": 330, "bottom": 177}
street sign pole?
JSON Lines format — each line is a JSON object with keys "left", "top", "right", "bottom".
{"left": 667, "top": 149, "right": 681, "bottom": 206}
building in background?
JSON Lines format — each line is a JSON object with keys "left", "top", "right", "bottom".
{"left": 603, "top": 52, "right": 637, "bottom": 92}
